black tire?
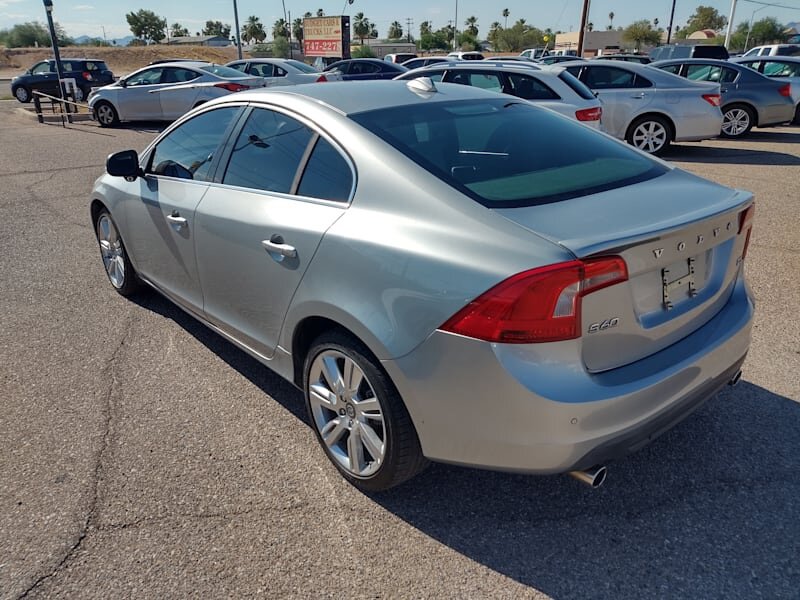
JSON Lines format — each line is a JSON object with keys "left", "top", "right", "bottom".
{"left": 14, "top": 86, "right": 31, "bottom": 103}
{"left": 625, "top": 115, "right": 671, "bottom": 155}
{"left": 76, "top": 86, "right": 91, "bottom": 102}
{"left": 94, "top": 208, "right": 141, "bottom": 297}
{"left": 304, "top": 331, "right": 427, "bottom": 492}
{"left": 721, "top": 103, "right": 755, "bottom": 138}
{"left": 94, "top": 101, "right": 119, "bottom": 127}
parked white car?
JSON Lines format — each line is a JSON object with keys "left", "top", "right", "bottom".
{"left": 741, "top": 44, "right": 800, "bottom": 58}
{"left": 88, "top": 61, "right": 264, "bottom": 126}
{"left": 225, "top": 58, "right": 342, "bottom": 86}
{"left": 562, "top": 60, "right": 723, "bottom": 154}
{"left": 395, "top": 63, "right": 604, "bottom": 129}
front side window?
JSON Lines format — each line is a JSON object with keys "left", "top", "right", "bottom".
{"left": 763, "top": 61, "right": 800, "bottom": 77}
{"left": 149, "top": 108, "right": 239, "bottom": 181}
{"left": 32, "top": 62, "right": 52, "bottom": 74}
{"left": 127, "top": 68, "right": 163, "bottom": 86}
{"left": 222, "top": 108, "right": 313, "bottom": 193}
{"left": 351, "top": 99, "right": 666, "bottom": 208}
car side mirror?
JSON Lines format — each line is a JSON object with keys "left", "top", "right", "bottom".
{"left": 106, "top": 150, "right": 141, "bottom": 180}
{"left": 119, "top": 79, "right": 127, "bottom": 87}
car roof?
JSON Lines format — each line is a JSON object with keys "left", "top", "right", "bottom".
{"left": 217, "top": 79, "right": 507, "bottom": 115}
{"left": 401, "top": 62, "right": 547, "bottom": 76}
{"left": 733, "top": 55, "right": 800, "bottom": 62}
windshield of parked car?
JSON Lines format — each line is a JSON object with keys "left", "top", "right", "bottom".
{"left": 286, "top": 59, "right": 318, "bottom": 73}
{"left": 200, "top": 64, "right": 252, "bottom": 79}
{"left": 351, "top": 98, "right": 667, "bottom": 207}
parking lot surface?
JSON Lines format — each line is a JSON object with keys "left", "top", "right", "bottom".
{"left": 1, "top": 105, "right": 798, "bottom": 599}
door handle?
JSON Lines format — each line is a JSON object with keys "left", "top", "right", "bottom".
{"left": 720, "top": 87, "right": 728, "bottom": 93}
{"left": 166, "top": 212, "right": 187, "bottom": 229}
{"left": 630, "top": 93, "right": 646, "bottom": 99}
{"left": 262, "top": 236, "right": 297, "bottom": 258}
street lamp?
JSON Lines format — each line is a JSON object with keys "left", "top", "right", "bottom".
{"left": 42, "top": 0, "right": 71, "bottom": 119}
{"left": 744, "top": 5, "right": 769, "bottom": 51}
{"left": 232, "top": 0, "right": 242, "bottom": 59}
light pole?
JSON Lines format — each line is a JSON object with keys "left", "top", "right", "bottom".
{"left": 724, "top": 0, "right": 738, "bottom": 49}
{"left": 42, "top": 0, "right": 71, "bottom": 119}
{"left": 666, "top": 0, "right": 677, "bottom": 44}
{"left": 744, "top": 5, "right": 769, "bottom": 51}
{"left": 232, "top": 0, "right": 242, "bottom": 59}
{"left": 454, "top": 0, "right": 458, "bottom": 51}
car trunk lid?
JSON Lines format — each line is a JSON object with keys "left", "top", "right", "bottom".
{"left": 496, "top": 167, "right": 753, "bottom": 372}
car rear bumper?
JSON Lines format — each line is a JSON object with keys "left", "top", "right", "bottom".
{"left": 382, "top": 275, "right": 753, "bottom": 474}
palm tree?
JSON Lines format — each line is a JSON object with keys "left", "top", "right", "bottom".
{"left": 272, "top": 18, "right": 288, "bottom": 40}
{"left": 316, "top": 9, "right": 324, "bottom": 17}
{"left": 502, "top": 8, "right": 509, "bottom": 29}
{"left": 170, "top": 23, "right": 188, "bottom": 38}
{"left": 608, "top": 11, "right": 615, "bottom": 30}
{"left": 242, "top": 16, "right": 264, "bottom": 45}
{"left": 388, "top": 21, "right": 403, "bottom": 39}
{"left": 653, "top": 17, "right": 660, "bottom": 29}
{"left": 353, "top": 12, "right": 370, "bottom": 44}
{"left": 293, "top": 18, "right": 304, "bottom": 43}
{"left": 369, "top": 23, "right": 378, "bottom": 39}
{"left": 420, "top": 21, "right": 432, "bottom": 36}
{"left": 465, "top": 16, "right": 478, "bottom": 37}
{"left": 587, "top": 22, "right": 594, "bottom": 32}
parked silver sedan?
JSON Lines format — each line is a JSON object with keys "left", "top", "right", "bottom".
{"left": 563, "top": 60, "right": 723, "bottom": 154}
{"left": 91, "top": 80, "right": 754, "bottom": 491}
{"left": 88, "top": 61, "right": 264, "bottom": 126}
{"left": 651, "top": 58, "right": 795, "bottom": 137}
{"left": 225, "top": 58, "right": 343, "bottom": 85}
{"left": 730, "top": 55, "right": 800, "bottom": 125}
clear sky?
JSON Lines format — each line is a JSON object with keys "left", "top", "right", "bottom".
{"left": 2, "top": 0, "right": 799, "bottom": 40}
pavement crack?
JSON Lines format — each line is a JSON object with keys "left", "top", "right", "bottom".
{"left": 97, "top": 506, "right": 285, "bottom": 533}
{"left": 17, "top": 312, "right": 136, "bottom": 599}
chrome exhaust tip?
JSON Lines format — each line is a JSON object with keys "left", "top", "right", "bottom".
{"left": 568, "top": 464, "right": 607, "bottom": 488}
{"left": 728, "top": 369, "right": 743, "bottom": 387}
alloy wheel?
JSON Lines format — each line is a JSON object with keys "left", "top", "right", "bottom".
{"left": 631, "top": 120, "right": 668, "bottom": 154}
{"left": 96, "top": 214, "right": 126, "bottom": 288}
{"left": 15, "top": 87, "right": 30, "bottom": 102}
{"left": 722, "top": 108, "right": 751, "bottom": 137}
{"left": 96, "top": 103, "right": 116, "bottom": 126}
{"left": 307, "top": 349, "right": 386, "bottom": 478}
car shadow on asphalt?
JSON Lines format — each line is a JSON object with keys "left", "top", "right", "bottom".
{"left": 129, "top": 292, "right": 799, "bottom": 599}
{"left": 668, "top": 144, "right": 800, "bottom": 166}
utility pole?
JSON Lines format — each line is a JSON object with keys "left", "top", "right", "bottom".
{"left": 232, "top": 0, "right": 242, "bottom": 59}
{"left": 406, "top": 17, "right": 413, "bottom": 43}
{"left": 666, "top": 0, "right": 677, "bottom": 44}
{"left": 724, "top": 0, "right": 738, "bottom": 49}
{"left": 577, "top": 0, "right": 591, "bottom": 57}
{"left": 454, "top": 0, "right": 459, "bottom": 50}
{"left": 41, "top": 0, "right": 71, "bottom": 121}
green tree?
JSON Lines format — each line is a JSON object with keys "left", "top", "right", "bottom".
{"left": 353, "top": 12, "right": 371, "bottom": 44}
{"left": 272, "top": 35, "right": 290, "bottom": 58}
{"left": 608, "top": 11, "right": 615, "bottom": 29}
{"left": 419, "top": 21, "right": 432, "bottom": 36}
{"left": 272, "top": 19, "right": 289, "bottom": 40}
{"left": 502, "top": 8, "right": 510, "bottom": 29}
{"left": 623, "top": 19, "right": 661, "bottom": 50}
{"left": 418, "top": 29, "right": 449, "bottom": 51}
{"left": 464, "top": 16, "right": 478, "bottom": 37}
{"left": 388, "top": 21, "right": 403, "bottom": 39}
{"left": 749, "top": 17, "right": 787, "bottom": 45}
{"left": 685, "top": 5, "right": 727, "bottom": 33}
{"left": 170, "top": 23, "right": 189, "bottom": 38}
{"left": 202, "top": 20, "right": 231, "bottom": 38}
{"left": 492, "top": 21, "right": 544, "bottom": 52}
{"left": 242, "top": 16, "right": 265, "bottom": 44}
{"left": 352, "top": 44, "right": 376, "bottom": 57}
{"left": 488, "top": 21, "right": 502, "bottom": 46}
{"left": 587, "top": 22, "right": 594, "bottom": 32}
{"left": 293, "top": 18, "right": 304, "bottom": 43}
{"left": 316, "top": 9, "right": 325, "bottom": 17}
{"left": 457, "top": 31, "right": 479, "bottom": 51}
{"left": 126, "top": 9, "right": 167, "bottom": 44}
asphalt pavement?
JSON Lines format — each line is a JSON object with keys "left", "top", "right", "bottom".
{"left": 0, "top": 105, "right": 798, "bottom": 599}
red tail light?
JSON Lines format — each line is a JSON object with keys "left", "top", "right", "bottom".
{"left": 575, "top": 106, "right": 602, "bottom": 122}
{"left": 738, "top": 203, "right": 755, "bottom": 260}
{"left": 440, "top": 257, "right": 628, "bottom": 343}
{"left": 316, "top": 74, "right": 328, "bottom": 82}
{"left": 214, "top": 82, "right": 249, "bottom": 92}
{"left": 702, "top": 93, "right": 721, "bottom": 106}
{"left": 81, "top": 71, "right": 93, "bottom": 81}
{"left": 778, "top": 83, "right": 791, "bottom": 97}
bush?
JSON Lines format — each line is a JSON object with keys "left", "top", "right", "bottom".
{"left": 351, "top": 44, "right": 376, "bottom": 58}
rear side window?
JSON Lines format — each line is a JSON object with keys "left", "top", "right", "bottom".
{"left": 506, "top": 73, "right": 559, "bottom": 100}
{"left": 657, "top": 63, "right": 682, "bottom": 75}
{"left": 200, "top": 64, "right": 250, "bottom": 78}
{"left": 763, "top": 61, "right": 800, "bottom": 77}
{"left": 222, "top": 108, "right": 313, "bottom": 193}
{"left": 351, "top": 99, "right": 666, "bottom": 208}
{"left": 557, "top": 71, "right": 595, "bottom": 100}
{"left": 149, "top": 107, "right": 239, "bottom": 181}
{"left": 777, "top": 46, "right": 800, "bottom": 56}
{"left": 446, "top": 70, "right": 503, "bottom": 93}
{"left": 87, "top": 61, "right": 107, "bottom": 71}
{"left": 583, "top": 66, "right": 637, "bottom": 89}
{"left": 297, "top": 138, "right": 353, "bottom": 202}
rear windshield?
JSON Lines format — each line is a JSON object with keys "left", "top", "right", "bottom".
{"left": 200, "top": 64, "right": 252, "bottom": 79}
{"left": 557, "top": 70, "right": 595, "bottom": 100}
{"left": 351, "top": 98, "right": 667, "bottom": 208}
{"left": 778, "top": 45, "right": 800, "bottom": 56}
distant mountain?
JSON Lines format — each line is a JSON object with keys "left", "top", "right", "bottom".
{"left": 72, "top": 34, "right": 135, "bottom": 46}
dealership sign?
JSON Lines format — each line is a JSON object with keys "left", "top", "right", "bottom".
{"left": 303, "top": 16, "right": 351, "bottom": 58}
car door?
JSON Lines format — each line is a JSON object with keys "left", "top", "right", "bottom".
{"left": 684, "top": 62, "right": 738, "bottom": 101}
{"left": 124, "top": 107, "right": 242, "bottom": 310}
{"left": 29, "top": 61, "right": 59, "bottom": 95}
{"left": 195, "top": 106, "right": 351, "bottom": 358}
{"left": 158, "top": 67, "right": 203, "bottom": 120}
{"left": 578, "top": 65, "right": 654, "bottom": 138}
{"left": 119, "top": 67, "right": 167, "bottom": 120}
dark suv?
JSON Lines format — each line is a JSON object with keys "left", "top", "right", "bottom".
{"left": 11, "top": 58, "right": 115, "bottom": 103}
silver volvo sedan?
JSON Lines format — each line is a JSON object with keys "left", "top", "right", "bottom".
{"left": 91, "top": 79, "right": 754, "bottom": 491}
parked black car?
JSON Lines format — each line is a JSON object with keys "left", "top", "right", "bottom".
{"left": 11, "top": 58, "right": 115, "bottom": 103}
{"left": 324, "top": 58, "right": 408, "bottom": 80}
